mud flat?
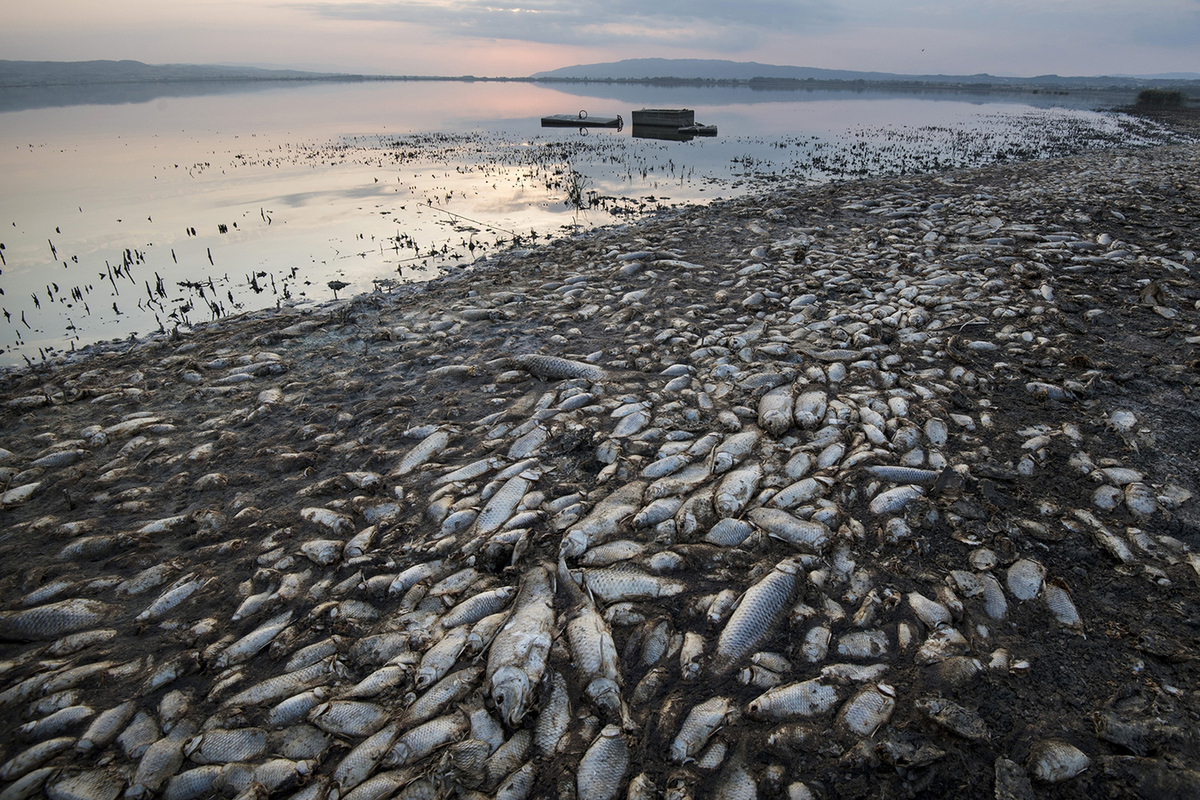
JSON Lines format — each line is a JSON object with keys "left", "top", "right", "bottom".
{"left": 1, "top": 113, "right": 1198, "bottom": 800}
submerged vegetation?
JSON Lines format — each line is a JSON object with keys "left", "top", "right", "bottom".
{"left": 2, "top": 97, "right": 1195, "bottom": 368}
{"left": 1137, "top": 89, "right": 1186, "bottom": 107}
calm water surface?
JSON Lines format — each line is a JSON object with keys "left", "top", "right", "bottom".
{"left": 0, "top": 80, "right": 1184, "bottom": 367}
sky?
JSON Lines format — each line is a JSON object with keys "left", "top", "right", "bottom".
{"left": 3, "top": 0, "right": 1199, "bottom": 79}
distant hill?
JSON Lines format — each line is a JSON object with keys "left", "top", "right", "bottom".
{"left": 536, "top": 59, "right": 923, "bottom": 83}
{"left": 5, "top": 58, "right": 1198, "bottom": 93}
{"left": 532, "top": 58, "right": 1200, "bottom": 89}
{"left": 0, "top": 60, "right": 340, "bottom": 87}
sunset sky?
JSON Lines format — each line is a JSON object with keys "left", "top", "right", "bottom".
{"left": 3, "top": 0, "right": 1198, "bottom": 78}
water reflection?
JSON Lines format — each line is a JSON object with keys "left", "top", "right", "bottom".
{"left": 0, "top": 80, "right": 1187, "bottom": 367}
{"left": 0, "top": 79, "right": 326, "bottom": 115}
{"left": 631, "top": 125, "right": 718, "bottom": 142}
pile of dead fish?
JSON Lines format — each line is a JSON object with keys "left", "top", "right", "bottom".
{"left": 1, "top": 140, "right": 1199, "bottom": 800}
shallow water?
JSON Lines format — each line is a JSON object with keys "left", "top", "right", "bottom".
{"left": 0, "top": 79, "right": 1185, "bottom": 367}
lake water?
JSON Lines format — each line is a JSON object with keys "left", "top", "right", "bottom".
{"left": 0, "top": 79, "right": 1187, "bottom": 367}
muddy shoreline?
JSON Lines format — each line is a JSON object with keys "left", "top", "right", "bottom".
{"left": 1, "top": 110, "right": 1198, "bottom": 799}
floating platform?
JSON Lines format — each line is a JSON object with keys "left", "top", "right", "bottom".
{"left": 632, "top": 108, "right": 695, "bottom": 127}
{"left": 630, "top": 109, "right": 717, "bottom": 140}
{"left": 541, "top": 111, "right": 623, "bottom": 129}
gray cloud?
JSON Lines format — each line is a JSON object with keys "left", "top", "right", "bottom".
{"left": 1130, "top": 3, "right": 1200, "bottom": 49}
{"left": 297, "top": 0, "right": 843, "bottom": 50}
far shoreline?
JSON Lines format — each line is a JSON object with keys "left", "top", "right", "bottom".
{"left": 1, "top": 72, "right": 1185, "bottom": 97}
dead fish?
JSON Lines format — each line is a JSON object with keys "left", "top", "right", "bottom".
{"left": 385, "top": 710, "right": 469, "bottom": 768}
{"left": 77, "top": 700, "right": 136, "bottom": 753}
{"left": 126, "top": 721, "right": 198, "bottom": 799}
{"left": 0, "top": 737, "right": 76, "bottom": 781}
{"left": 415, "top": 628, "right": 469, "bottom": 690}
{"left": 793, "top": 390, "right": 827, "bottom": 429}
{"left": 564, "top": 573, "right": 629, "bottom": 725}
{"left": 212, "top": 610, "right": 293, "bottom": 669}
{"left": 0, "top": 599, "right": 115, "bottom": 641}
{"left": 502, "top": 354, "right": 606, "bottom": 382}
{"left": 300, "top": 507, "right": 355, "bottom": 537}
{"left": 747, "top": 679, "right": 840, "bottom": 721}
{"left": 710, "top": 558, "right": 803, "bottom": 677}
{"left": 578, "top": 725, "right": 629, "bottom": 800}
{"left": 393, "top": 429, "right": 452, "bottom": 477}
{"left": 224, "top": 657, "right": 335, "bottom": 708}
{"left": 583, "top": 567, "right": 685, "bottom": 604}
{"left": 868, "top": 485, "right": 924, "bottom": 515}
{"left": 746, "top": 508, "right": 830, "bottom": 554}
{"left": 309, "top": 700, "right": 390, "bottom": 738}
{"left": 671, "top": 697, "right": 734, "bottom": 763}
{"left": 561, "top": 481, "right": 646, "bottom": 559}
{"left": 137, "top": 574, "right": 208, "bottom": 623}
{"left": 758, "top": 388, "right": 795, "bottom": 437}
{"left": 714, "top": 464, "right": 763, "bottom": 517}
{"left": 914, "top": 697, "right": 990, "bottom": 741}
{"left": 710, "top": 431, "right": 760, "bottom": 475}
{"left": 485, "top": 564, "right": 555, "bottom": 727}
{"left": 834, "top": 683, "right": 896, "bottom": 739}
{"left": 329, "top": 733, "right": 401, "bottom": 797}
{"left": 1027, "top": 739, "right": 1090, "bottom": 783}
{"left": 18, "top": 704, "right": 94, "bottom": 740}
{"left": 184, "top": 727, "right": 268, "bottom": 764}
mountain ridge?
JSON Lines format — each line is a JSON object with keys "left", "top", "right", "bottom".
{"left": 531, "top": 58, "right": 1200, "bottom": 88}
{"left": 0, "top": 60, "right": 341, "bottom": 87}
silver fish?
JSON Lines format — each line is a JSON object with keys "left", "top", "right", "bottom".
{"left": 757, "top": 387, "right": 795, "bottom": 437}
{"left": 126, "top": 721, "right": 198, "bottom": 799}
{"left": 485, "top": 564, "right": 555, "bottom": 727}
{"left": 212, "top": 610, "right": 293, "bottom": 669}
{"left": 0, "top": 599, "right": 114, "bottom": 641}
{"left": 710, "top": 558, "right": 803, "bottom": 676}
{"left": 506, "top": 354, "right": 606, "bottom": 382}
{"left": 386, "top": 710, "right": 469, "bottom": 768}
{"left": 331, "top": 720, "right": 404, "bottom": 792}
{"left": 561, "top": 481, "right": 646, "bottom": 559}
{"left": 835, "top": 683, "right": 896, "bottom": 739}
{"left": 415, "top": 628, "right": 469, "bottom": 690}
{"left": 747, "top": 679, "right": 840, "bottom": 720}
{"left": 582, "top": 567, "right": 685, "bottom": 604}
{"left": 393, "top": 429, "right": 452, "bottom": 477}
{"left": 710, "top": 431, "right": 760, "bottom": 475}
{"left": 184, "top": 727, "right": 268, "bottom": 765}
{"left": 671, "top": 697, "right": 734, "bottom": 763}
{"left": 534, "top": 672, "right": 571, "bottom": 756}
{"left": 402, "top": 666, "right": 482, "bottom": 726}
{"left": 578, "top": 725, "right": 629, "bottom": 800}
{"left": 309, "top": 700, "right": 390, "bottom": 738}
{"left": 746, "top": 508, "right": 830, "bottom": 553}
{"left": 0, "top": 737, "right": 76, "bottom": 782}
{"left": 76, "top": 700, "right": 136, "bottom": 754}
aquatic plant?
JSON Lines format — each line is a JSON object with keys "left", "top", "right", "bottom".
{"left": 1136, "top": 89, "right": 1185, "bottom": 107}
